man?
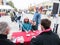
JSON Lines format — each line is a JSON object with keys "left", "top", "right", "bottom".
{"left": 0, "top": 22, "right": 15, "bottom": 45}
{"left": 10, "top": 11, "right": 15, "bottom": 22}
{"left": 16, "top": 11, "right": 22, "bottom": 30}
{"left": 30, "top": 19, "right": 60, "bottom": 45}
{"left": 53, "top": 14, "right": 59, "bottom": 33}
{"left": 33, "top": 7, "right": 41, "bottom": 30}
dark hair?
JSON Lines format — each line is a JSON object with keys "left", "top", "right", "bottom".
{"left": 41, "top": 19, "right": 51, "bottom": 29}
{"left": 36, "top": 7, "right": 39, "bottom": 13}
{"left": 24, "top": 19, "right": 29, "bottom": 23}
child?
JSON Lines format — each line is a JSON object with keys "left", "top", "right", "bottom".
{"left": 22, "top": 17, "right": 32, "bottom": 32}
{"left": 32, "top": 21, "right": 37, "bottom": 31}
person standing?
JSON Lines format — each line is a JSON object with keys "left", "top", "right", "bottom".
{"left": 16, "top": 11, "right": 22, "bottom": 30}
{"left": 33, "top": 7, "right": 41, "bottom": 30}
{"left": 10, "top": 11, "right": 15, "bottom": 22}
{"left": 53, "top": 14, "right": 59, "bottom": 33}
{"left": 0, "top": 22, "right": 15, "bottom": 45}
{"left": 30, "top": 19, "right": 60, "bottom": 45}
{"left": 13, "top": 11, "right": 17, "bottom": 22}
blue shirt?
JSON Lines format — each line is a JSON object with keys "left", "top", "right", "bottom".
{"left": 33, "top": 12, "right": 41, "bottom": 25}
{"left": 22, "top": 23, "right": 32, "bottom": 31}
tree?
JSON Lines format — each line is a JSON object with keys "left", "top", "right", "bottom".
{"left": 7, "top": 1, "right": 17, "bottom": 11}
{"left": 7, "top": 1, "right": 15, "bottom": 8}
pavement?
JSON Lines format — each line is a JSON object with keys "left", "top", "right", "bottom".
{"left": 0, "top": 14, "right": 60, "bottom": 39}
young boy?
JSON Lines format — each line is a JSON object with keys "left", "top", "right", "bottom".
{"left": 32, "top": 21, "right": 37, "bottom": 31}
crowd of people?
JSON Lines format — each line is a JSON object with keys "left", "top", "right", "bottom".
{"left": 9, "top": 7, "right": 41, "bottom": 32}
{"left": 22, "top": 7, "right": 41, "bottom": 32}
{"left": 5, "top": 6, "right": 59, "bottom": 34}
{"left": 10, "top": 10, "right": 38, "bottom": 31}
{"left": 0, "top": 18, "right": 60, "bottom": 45}
{"left": 0, "top": 7, "right": 60, "bottom": 45}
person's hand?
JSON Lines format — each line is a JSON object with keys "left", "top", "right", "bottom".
{"left": 38, "top": 24, "right": 40, "bottom": 26}
{"left": 32, "top": 36, "right": 36, "bottom": 38}
{"left": 33, "top": 30, "right": 36, "bottom": 32}
{"left": 28, "top": 30, "right": 31, "bottom": 32}
{"left": 25, "top": 30, "right": 28, "bottom": 33}
{"left": 20, "top": 36, "right": 24, "bottom": 43}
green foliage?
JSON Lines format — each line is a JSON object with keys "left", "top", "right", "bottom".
{"left": 7, "top": 1, "right": 17, "bottom": 11}
{"left": 7, "top": 1, "right": 15, "bottom": 8}
{"left": 10, "top": 12, "right": 14, "bottom": 17}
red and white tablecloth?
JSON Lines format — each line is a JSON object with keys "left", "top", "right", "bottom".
{"left": 11, "top": 30, "right": 40, "bottom": 45}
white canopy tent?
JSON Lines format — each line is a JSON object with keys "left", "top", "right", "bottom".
{"left": 0, "top": 5, "right": 13, "bottom": 9}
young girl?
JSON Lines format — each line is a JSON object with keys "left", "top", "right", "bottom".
{"left": 22, "top": 17, "right": 32, "bottom": 32}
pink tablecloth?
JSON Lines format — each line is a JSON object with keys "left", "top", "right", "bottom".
{"left": 11, "top": 30, "right": 40, "bottom": 45}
